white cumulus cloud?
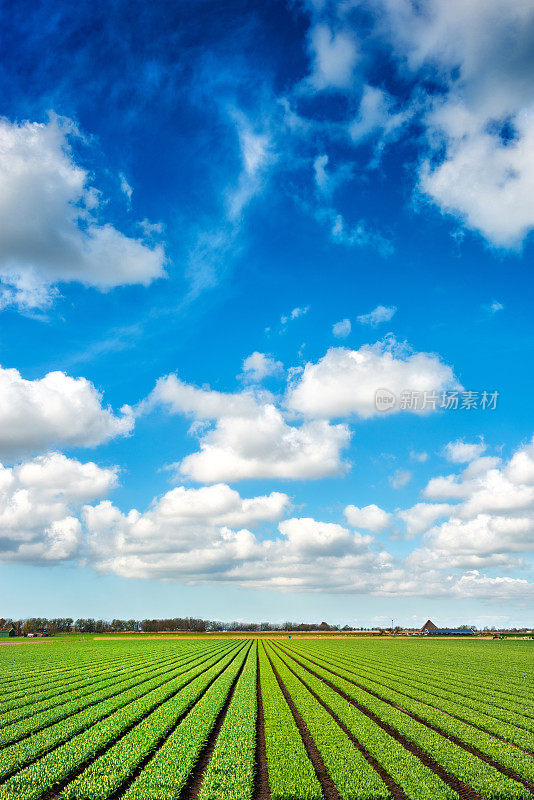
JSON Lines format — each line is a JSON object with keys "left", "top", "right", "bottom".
{"left": 178, "top": 409, "right": 350, "bottom": 483}
{"left": 344, "top": 503, "right": 391, "bottom": 532}
{"left": 349, "top": 85, "right": 410, "bottom": 158}
{"left": 307, "top": 24, "right": 359, "bottom": 91}
{"left": 376, "top": 0, "right": 534, "bottom": 247}
{"left": 443, "top": 439, "right": 487, "bottom": 463}
{"left": 281, "top": 306, "right": 310, "bottom": 325}
{"left": 398, "top": 502, "right": 453, "bottom": 537}
{"left": 286, "top": 338, "right": 459, "bottom": 419}
{"left": 0, "top": 366, "right": 133, "bottom": 461}
{"left": 396, "top": 437, "right": 534, "bottom": 572}
{"left": 0, "top": 452, "right": 117, "bottom": 564}
{"left": 84, "top": 499, "right": 388, "bottom": 591}
{"left": 142, "top": 334, "right": 460, "bottom": 482}
{"left": 0, "top": 115, "right": 166, "bottom": 310}
{"left": 410, "top": 450, "right": 429, "bottom": 463}
{"left": 143, "top": 374, "right": 350, "bottom": 482}
{"left": 240, "top": 352, "right": 283, "bottom": 383}
{"left": 390, "top": 469, "right": 412, "bottom": 490}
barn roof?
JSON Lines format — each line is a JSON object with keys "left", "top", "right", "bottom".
{"left": 421, "top": 619, "right": 438, "bottom": 630}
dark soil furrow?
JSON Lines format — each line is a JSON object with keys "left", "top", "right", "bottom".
{"left": 253, "top": 644, "right": 271, "bottom": 800}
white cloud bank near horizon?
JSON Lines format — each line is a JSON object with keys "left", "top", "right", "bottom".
{"left": 82, "top": 437, "right": 534, "bottom": 597}
{"left": 0, "top": 433, "right": 532, "bottom": 603}
{"left": 0, "top": 342, "right": 530, "bottom": 605}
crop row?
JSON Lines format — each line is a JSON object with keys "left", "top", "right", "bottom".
{"left": 266, "top": 644, "right": 389, "bottom": 800}
{"left": 0, "top": 651, "right": 128, "bottom": 690}
{"left": 270, "top": 644, "right": 457, "bottom": 800}
{"left": 333, "top": 645, "right": 534, "bottom": 706}
{"left": 60, "top": 643, "right": 249, "bottom": 800}
{"left": 303, "top": 645, "right": 534, "bottom": 745}
{"left": 322, "top": 646, "right": 534, "bottom": 722}
{"left": 349, "top": 652, "right": 534, "bottom": 723}
{"left": 0, "top": 642, "right": 238, "bottom": 788}
{"left": 0, "top": 650, "right": 175, "bottom": 721}
{"left": 0, "top": 646, "right": 155, "bottom": 693}
{"left": 0, "top": 644, "right": 191, "bottom": 706}
{"left": 196, "top": 641, "right": 257, "bottom": 800}
{"left": 0, "top": 645, "right": 223, "bottom": 742}
{"left": 2, "top": 639, "right": 529, "bottom": 800}
{"left": 119, "top": 643, "right": 253, "bottom": 800}
{"left": 324, "top": 640, "right": 530, "bottom": 687}
{"left": 286, "top": 644, "right": 534, "bottom": 783}
{"left": 259, "top": 643, "right": 322, "bottom": 800}
{"left": 279, "top": 644, "right": 530, "bottom": 799}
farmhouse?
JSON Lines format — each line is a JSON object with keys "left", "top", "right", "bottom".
{"left": 420, "top": 619, "right": 475, "bottom": 636}
{"left": 0, "top": 623, "right": 17, "bottom": 638}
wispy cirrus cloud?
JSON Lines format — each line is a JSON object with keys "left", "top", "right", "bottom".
{"left": 185, "top": 111, "right": 273, "bottom": 297}
{"left": 305, "top": 23, "right": 359, "bottom": 92}
{"left": 357, "top": 304, "right": 397, "bottom": 326}
{"left": 332, "top": 318, "right": 351, "bottom": 338}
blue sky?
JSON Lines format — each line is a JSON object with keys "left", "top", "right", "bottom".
{"left": 0, "top": 0, "right": 533, "bottom": 627}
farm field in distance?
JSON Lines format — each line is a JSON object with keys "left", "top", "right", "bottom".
{"left": 0, "top": 637, "right": 532, "bottom": 800}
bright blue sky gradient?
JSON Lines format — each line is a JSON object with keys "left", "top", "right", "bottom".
{"left": 0, "top": 0, "right": 533, "bottom": 627}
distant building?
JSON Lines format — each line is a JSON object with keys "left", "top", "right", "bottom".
{"left": 0, "top": 624, "right": 17, "bottom": 638}
{"left": 420, "top": 619, "right": 475, "bottom": 636}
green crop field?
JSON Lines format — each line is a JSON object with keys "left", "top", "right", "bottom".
{"left": 0, "top": 637, "right": 532, "bottom": 800}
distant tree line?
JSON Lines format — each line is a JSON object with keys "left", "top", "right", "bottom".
{"left": 1, "top": 616, "right": 358, "bottom": 634}
{"left": 0, "top": 617, "right": 75, "bottom": 635}
{"left": 5, "top": 616, "right": 524, "bottom": 635}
